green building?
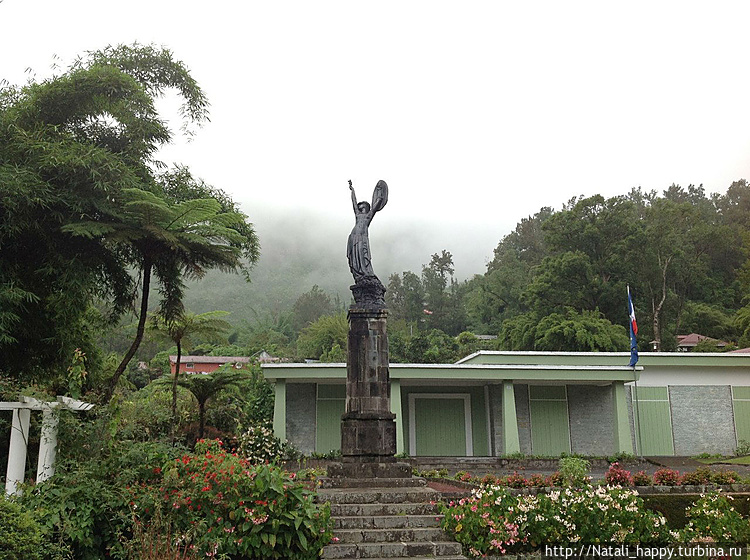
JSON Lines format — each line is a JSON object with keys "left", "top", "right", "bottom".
{"left": 262, "top": 351, "right": 750, "bottom": 457}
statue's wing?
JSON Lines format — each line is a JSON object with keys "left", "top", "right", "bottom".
{"left": 371, "top": 180, "right": 388, "bottom": 213}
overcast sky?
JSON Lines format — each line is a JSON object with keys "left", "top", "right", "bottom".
{"left": 3, "top": 1, "right": 750, "bottom": 278}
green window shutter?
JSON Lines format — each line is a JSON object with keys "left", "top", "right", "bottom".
{"left": 732, "top": 387, "right": 750, "bottom": 445}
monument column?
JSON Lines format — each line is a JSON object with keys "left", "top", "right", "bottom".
{"left": 340, "top": 308, "right": 397, "bottom": 460}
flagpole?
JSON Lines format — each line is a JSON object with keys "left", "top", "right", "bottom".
{"left": 627, "top": 284, "right": 644, "bottom": 457}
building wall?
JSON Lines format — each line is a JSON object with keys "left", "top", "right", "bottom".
{"left": 670, "top": 385, "right": 736, "bottom": 455}
{"left": 567, "top": 385, "right": 614, "bottom": 456}
{"left": 285, "top": 383, "right": 316, "bottom": 455}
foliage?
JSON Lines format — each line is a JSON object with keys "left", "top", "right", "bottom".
{"left": 237, "top": 422, "right": 288, "bottom": 464}
{"left": 558, "top": 456, "right": 591, "bottom": 487}
{"left": 736, "top": 439, "right": 750, "bottom": 457}
{"left": 439, "top": 485, "right": 672, "bottom": 556}
{"left": 632, "top": 470, "right": 653, "bottom": 486}
{"left": 679, "top": 492, "right": 750, "bottom": 543}
{"left": 605, "top": 462, "right": 634, "bottom": 486}
{"left": 0, "top": 44, "right": 259, "bottom": 389}
{"left": 0, "top": 496, "right": 44, "bottom": 560}
{"left": 295, "top": 312, "right": 347, "bottom": 360}
{"left": 122, "top": 501, "right": 197, "bottom": 560}
{"left": 291, "top": 285, "right": 337, "bottom": 334}
{"left": 137, "top": 439, "right": 333, "bottom": 559}
{"left": 653, "top": 468, "right": 680, "bottom": 486}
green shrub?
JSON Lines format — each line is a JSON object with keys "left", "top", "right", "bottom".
{"left": 558, "top": 456, "right": 591, "bottom": 487}
{"left": 0, "top": 496, "right": 44, "bottom": 560}
{"left": 632, "top": 470, "right": 653, "bottom": 486}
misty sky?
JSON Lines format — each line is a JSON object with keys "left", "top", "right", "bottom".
{"left": 3, "top": 1, "right": 750, "bottom": 279}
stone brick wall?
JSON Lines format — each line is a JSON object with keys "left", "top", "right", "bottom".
{"left": 670, "top": 385, "right": 736, "bottom": 455}
{"left": 567, "top": 385, "right": 614, "bottom": 456}
{"left": 286, "top": 383, "right": 316, "bottom": 455}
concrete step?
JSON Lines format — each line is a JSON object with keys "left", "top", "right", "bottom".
{"left": 321, "top": 541, "right": 464, "bottom": 559}
{"left": 334, "top": 527, "right": 446, "bottom": 544}
{"left": 330, "top": 502, "right": 442, "bottom": 517}
{"left": 318, "top": 487, "right": 439, "bottom": 504}
{"left": 334, "top": 514, "right": 442, "bottom": 530}
{"left": 320, "top": 477, "right": 427, "bottom": 489}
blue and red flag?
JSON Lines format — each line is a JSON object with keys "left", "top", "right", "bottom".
{"left": 627, "top": 285, "right": 638, "bottom": 366}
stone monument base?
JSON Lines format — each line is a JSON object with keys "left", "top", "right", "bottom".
{"left": 341, "top": 411, "right": 396, "bottom": 458}
{"left": 327, "top": 460, "right": 412, "bottom": 479}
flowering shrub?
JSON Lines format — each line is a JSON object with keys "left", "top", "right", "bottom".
{"left": 503, "top": 472, "right": 529, "bottom": 488}
{"left": 679, "top": 492, "right": 750, "bottom": 543}
{"left": 632, "top": 470, "right": 653, "bottom": 486}
{"left": 710, "top": 469, "right": 740, "bottom": 485}
{"left": 237, "top": 423, "right": 286, "bottom": 464}
{"left": 605, "top": 462, "right": 633, "bottom": 486}
{"left": 439, "top": 485, "right": 672, "bottom": 556}
{"left": 653, "top": 468, "right": 680, "bottom": 486}
{"left": 135, "top": 439, "right": 333, "bottom": 559}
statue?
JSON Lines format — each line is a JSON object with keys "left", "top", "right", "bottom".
{"left": 347, "top": 179, "right": 388, "bottom": 308}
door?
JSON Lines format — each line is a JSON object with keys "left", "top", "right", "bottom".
{"left": 409, "top": 394, "right": 472, "bottom": 456}
{"left": 529, "top": 385, "right": 571, "bottom": 456}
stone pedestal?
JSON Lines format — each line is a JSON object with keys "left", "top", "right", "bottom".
{"left": 333, "top": 307, "right": 408, "bottom": 479}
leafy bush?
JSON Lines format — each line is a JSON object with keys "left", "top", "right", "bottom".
{"left": 632, "top": 470, "right": 653, "bottom": 486}
{"left": 0, "top": 496, "right": 44, "bottom": 560}
{"left": 679, "top": 467, "right": 713, "bottom": 486}
{"left": 605, "top": 462, "right": 633, "bottom": 486}
{"left": 653, "top": 468, "right": 680, "bottom": 486}
{"left": 735, "top": 439, "right": 750, "bottom": 457}
{"left": 558, "top": 456, "right": 591, "bottom": 487}
{"left": 137, "top": 439, "right": 333, "bottom": 559}
{"left": 679, "top": 492, "right": 750, "bottom": 543}
{"left": 710, "top": 469, "right": 740, "bottom": 485}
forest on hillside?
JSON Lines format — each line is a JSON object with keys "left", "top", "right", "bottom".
{"left": 172, "top": 180, "right": 750, "bottom": 368}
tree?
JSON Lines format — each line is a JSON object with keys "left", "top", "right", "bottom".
{"left": 150, "top": 310, "right": 231, "bottom": 437}
{"left": 169, "top": 367, "right": 248, "bottom": 440}
{"left": 295, "top": 313, "right": 348, "bottom": 360}
{"left": 499, "top": 309, "right": 629, "bottom": 352}
{"left": 290, "top": 285, "right": 336, "bottom": 333}
{"left": 0, "top": 44, "right": 259, "bottom": 387}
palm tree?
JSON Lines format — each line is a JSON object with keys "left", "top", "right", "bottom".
{"left": 67, "top": 185, "right": 258, "bottom": 401}
{"left": 173, "top": 367, "right": 248, "bottom": 440}
{"left": 150, "top": 310, "right": 232, "bottom": 437}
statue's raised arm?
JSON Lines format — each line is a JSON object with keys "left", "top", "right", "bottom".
{"left": 346, "top": 179, "right": 389, "bottom": 308}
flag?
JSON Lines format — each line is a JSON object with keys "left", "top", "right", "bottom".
{"left": 627, "top": 285, "right": 638, "bottom": 367}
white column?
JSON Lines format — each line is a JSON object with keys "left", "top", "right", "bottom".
{"left": 6, "top": 408, "right": 31, "bottom": 496}
{"left": 36, "top": 408, "right": 59, "bottom": 483}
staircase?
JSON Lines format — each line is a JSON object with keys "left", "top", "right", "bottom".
{"left": 317, "top": 477, "right": 467, "bottom": 560}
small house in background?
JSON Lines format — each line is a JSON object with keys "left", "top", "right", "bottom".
{"left": 676, "top": 333, "right": 729, "bottom": 352}
{"left": 169, "top": 355, "right": 250, "bottom": 375}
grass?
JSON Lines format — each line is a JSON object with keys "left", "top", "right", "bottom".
{"left": 694, "top": 455, "right": 750, "bottom": 465}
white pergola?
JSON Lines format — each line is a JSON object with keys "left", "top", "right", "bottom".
{"left": 1, "top": 396, "right": 94, "bottom": 496}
